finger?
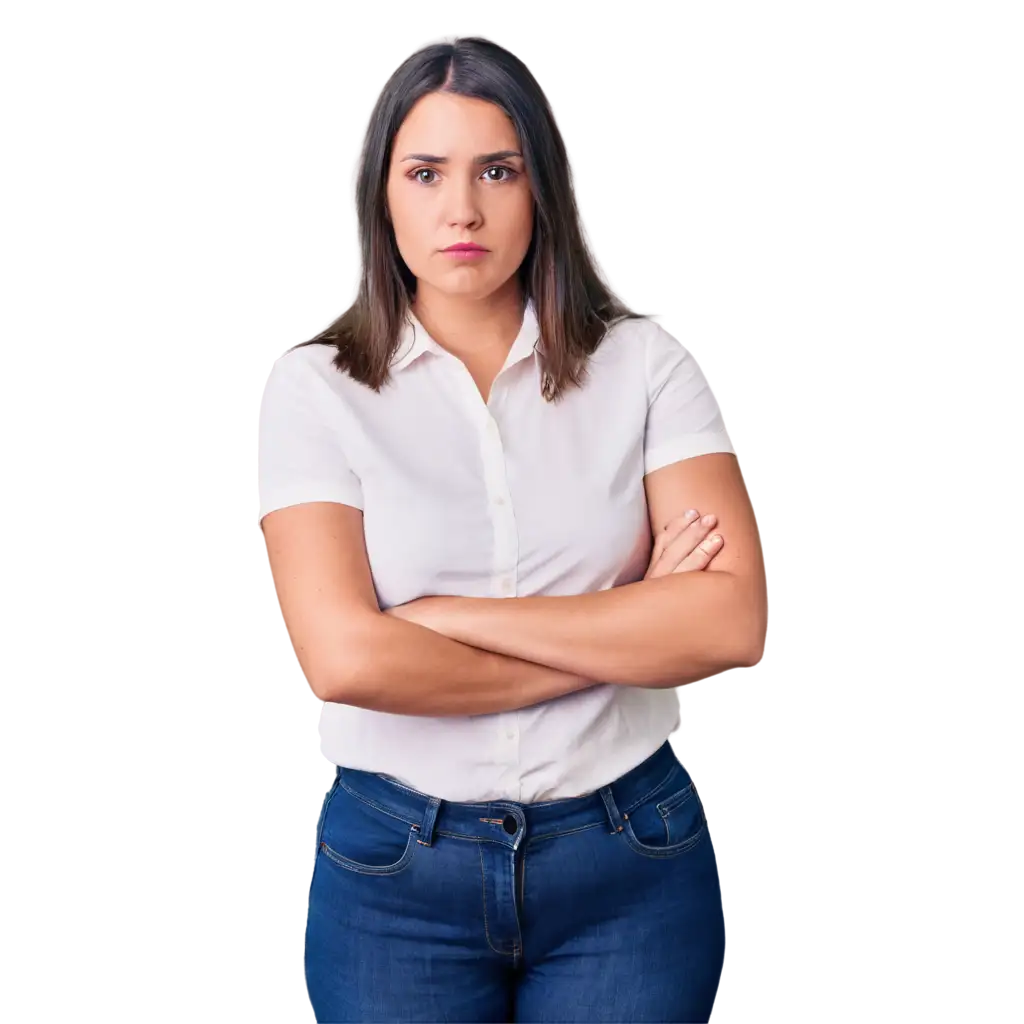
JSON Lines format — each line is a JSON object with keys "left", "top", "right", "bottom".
{"left": 664, "top": 510, "right": 700, "bottom": 543}
{"left": 659, "top": 512, "right": 717, "bottom": 565}
{"left": 650, "top": 512, "right": 687, "bottom": 558}
{"left": 651, "top": 511, "right": 699, "bottom": 560}
{"left": 671, "top": 532, "right": 724, "bottom": 572}
{"left": 646, "top": 511, "right": 703, "bottom": 578}
{"left": 647, "top": 507, "right": 696, "bottom": 565}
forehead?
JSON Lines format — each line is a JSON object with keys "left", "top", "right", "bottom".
{"left": 393, "top": 92, "right": 519, "bottom": 154}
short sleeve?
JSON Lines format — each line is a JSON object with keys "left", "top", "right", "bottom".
{"left": 643, "top": 323, "right": 735, "bottom": 476}
{"left": 257, "top": 352, "right": 364, "bottom": 528}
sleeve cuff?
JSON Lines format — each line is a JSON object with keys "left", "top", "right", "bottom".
{"left": 258, "top": 480, "right": 365, "bottom": 527}
{"left": 643, "top": 431, "right": 735, "bottom": 476}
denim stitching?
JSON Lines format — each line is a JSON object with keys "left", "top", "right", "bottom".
{"left": 657, "top": 782, "right": 695, "bottom": 818}
{"left": 319, "top": 826, "right": 418, "bottom": 876}
{"left": 522, "top": 820, "right": 606, "bottom": 844}
{"left": 478, "top": 843, "right": 515, "bottom": 957}
{"left": 623, "top": 817, "right": 708, "bottom": 859}
{"left": 520, "top": 847, "right": 527, "bottom": 907}
{"left": 337, "top": 776, "right": 421, "bottom": 828}
{"left": 628, "top": 823, "right": 707, "bottom": 859}
{"left": 620, "top": 763, "right": 684, "bottom": 817}
{"left": 315, "top": 778, "right": 340, "bottom": 854}
{"left": 337, "top": 765, "right": 691, "bottom": 843}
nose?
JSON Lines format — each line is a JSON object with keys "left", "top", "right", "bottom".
{"left": 443, "top": 176, "right": 482, "bottom": 229}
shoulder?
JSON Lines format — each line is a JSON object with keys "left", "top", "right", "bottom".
{"left": 259, "top": 341, "right": 361, "bottom": 415}
{"left": 591, "top": 314, "right": 655, "bottom": 363}
{"left": 600, "top": 312, "right": 653, "bottom": 342}
{"left": 595, "top": 315, "right": 697, "bottom": 383}
{"left": 264, "top": 341, "right": 343, "bottom": 390}
{"left": 597, "top": 314, "right": 690, "bottom": 357}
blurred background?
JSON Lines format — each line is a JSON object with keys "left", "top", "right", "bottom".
{"left": 1, "top": 1, "right": 1020, "bottom": 1020}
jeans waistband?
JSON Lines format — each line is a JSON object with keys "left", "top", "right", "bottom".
{"left": 333, "top": 739, "right": 691, "bottom": 852}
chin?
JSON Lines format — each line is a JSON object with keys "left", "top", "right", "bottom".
{"left": 430, "top": 278, "right": 498, "bottom": 299}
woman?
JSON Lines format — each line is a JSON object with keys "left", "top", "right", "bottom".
{"left": 258, "top": 35, "right": 767, "bottom": 1024}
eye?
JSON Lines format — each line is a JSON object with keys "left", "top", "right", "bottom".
{"left": 407, "top": 163, "right": 520, "bottom": 186}
{"left": 483, "top": 165, "right": 518, "bottom": 183}
{"left": 411, "top": 167, "right": 438, "bottom": 185}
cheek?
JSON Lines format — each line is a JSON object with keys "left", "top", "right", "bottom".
{"left": 517, "top": 197, "right": 535, "bottom": 248}
{"left": 495, "top": 193, "right": 534, "bottom": 260}
{"left": 390, "top": 209, "right": 430, "bottom": 273}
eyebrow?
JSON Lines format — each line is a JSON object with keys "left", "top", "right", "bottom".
{"left": 399, "top": 150, "right": 523, "bottom": 164}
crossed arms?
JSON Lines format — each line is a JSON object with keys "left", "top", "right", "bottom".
{"left": 263, "top": 453, "right": 767, "bottom": 710}
{"left": 385, "top": 452, "right": 767, "bottom": 689}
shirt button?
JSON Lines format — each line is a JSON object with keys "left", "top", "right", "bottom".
{"left": 494, "top": 496, "right": 506, "bottom": 506}
{"left": 502, "top": 579, "right": 515, "bottom": 594}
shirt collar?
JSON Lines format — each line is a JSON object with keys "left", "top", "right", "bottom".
{"left": 390, "top": 297, "right": 542, "bottom": 373}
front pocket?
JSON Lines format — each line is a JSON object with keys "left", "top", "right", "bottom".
{"left": 317, "top": 780, "right": 421, "bottom": 876}
{"left": 621, "top": 774, "right": 708, "bottom": 859}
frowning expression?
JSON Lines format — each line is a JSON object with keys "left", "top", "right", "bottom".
{"left": 386, "top": 91, "right": 534, "bottom": 299}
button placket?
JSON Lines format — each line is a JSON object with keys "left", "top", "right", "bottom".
{"left": 441, "top": 370, "right": 521, "bottom": 793}
{"left": 505, "top": 716, "right": 518, "bottom": 741}
{"left": 480, "top": 410, "right": 518, "bottom": 600}
{"left": 439, "top": 362, "right": 517, "bottom": 602}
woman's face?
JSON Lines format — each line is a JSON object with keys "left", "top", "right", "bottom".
{"left": 385, "top": 91, "right": 534, "bottom": 302}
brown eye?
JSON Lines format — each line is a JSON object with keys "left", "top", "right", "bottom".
{"left": 485, "top": 166, "right": 517, "bottom": 182}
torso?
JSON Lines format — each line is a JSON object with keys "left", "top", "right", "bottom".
{"left": 258, "top": 303, "right": 736, "bottom": 803}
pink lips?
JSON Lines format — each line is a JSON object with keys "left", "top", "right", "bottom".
{"left": 441, "top": 244, "right": 488, "bottom": 260}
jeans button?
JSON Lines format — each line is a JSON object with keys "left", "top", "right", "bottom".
{"left": 502, "top": 814, "right": 518, "bottom": 835}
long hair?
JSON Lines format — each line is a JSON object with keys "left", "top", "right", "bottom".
{"left": 289, "top": 35, "right": 649, "bottom": 403}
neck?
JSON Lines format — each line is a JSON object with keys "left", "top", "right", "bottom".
{"left": 410, "top": 281, "right": 526, "bottom": 359}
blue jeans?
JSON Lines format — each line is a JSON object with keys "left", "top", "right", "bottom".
{"left": 305, "top": 739, "right": 726, "bottom": 1022}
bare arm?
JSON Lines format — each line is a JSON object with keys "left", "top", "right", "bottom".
{"left": 387, "top": 571, "right": 749, "bottom": 690}
{"left": 261, "top": 498, "right": 595, "bottom": 715}
{"left": 385, "top": 453, "right": 767, "bottom": 689}
{"left": 330, "top": 611, "right": 596, "bottom": 715}
{"left": 329, "top": 510, "right": 743, "bottom": 707}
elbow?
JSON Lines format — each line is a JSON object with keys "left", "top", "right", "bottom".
{"left": 722, "top": 631, "right": 762, "bottom": 670}
{"left": 310, "top": 670, "right": 344, "bottom": 704}
{"left": 307, "top": 649, "right": 368, "bottom": 704}
{"left": 310, "top": 652, "right": 368, "bottom": 703}
{"left": 307, "top": 613, "right": 383, "bottom": 702}
{"left": 737, "top": 598, "right": 770, "bottom": 663}
{"left": 678, "top": 633, "right": 761, "bottom": 681}
{"left": 738, "top": 616, "right": 767, "bottom": 667}
{"left": 734, "top": 584, "right": 768, "bottom": 668}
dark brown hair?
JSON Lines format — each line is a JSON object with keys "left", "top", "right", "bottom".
{"left": 289, "top": 35, "right": 648, "bottom": 403}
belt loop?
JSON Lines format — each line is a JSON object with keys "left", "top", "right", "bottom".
{"left": 598, "top": 785, "right": 627, "bottom": 835}
{"left": 416, "top": 795, "right": 443, "bottom": 846}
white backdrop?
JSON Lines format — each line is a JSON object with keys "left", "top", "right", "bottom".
{"left": 651, "top": 299, "right": 1019, "bottom": 454}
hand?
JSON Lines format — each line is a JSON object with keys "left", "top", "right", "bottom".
{"left": 644, "top": 510, "right": 724, "bottom": 580}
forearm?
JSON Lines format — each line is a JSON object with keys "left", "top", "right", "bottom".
{"left": 429, "top": 572, "right": 754, "bottom": 688}
{"left": 326, "top": 612, "right": 595, "bottom": 716}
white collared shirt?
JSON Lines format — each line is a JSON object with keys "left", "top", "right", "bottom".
{"left": 257, "top": 299, "right": 734, "bottom": 801}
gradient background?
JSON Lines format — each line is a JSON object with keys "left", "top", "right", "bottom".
{"left": 2, "top": 2, "right": 1019, "bottom": 1021}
